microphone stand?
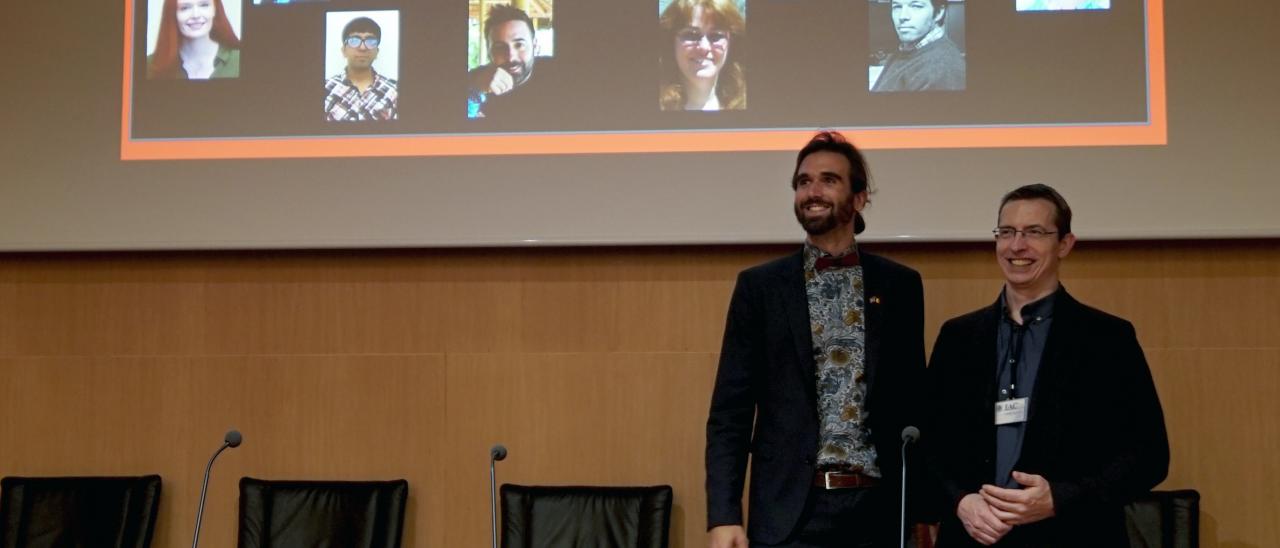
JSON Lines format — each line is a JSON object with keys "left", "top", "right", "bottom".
{"left": 490, "top": 454, "right": 499, "bottom": 548}
{"left": 900, "top": 436, "right": 910, "bottom": 548}
{"left": 898, "top": 426, "right": 919, "bottom": 548}
{"left": 489, "top": 445, "right": 507, "bottom": 548}
{"left": 191, "top": 441, "right": 231, "bottom": 548}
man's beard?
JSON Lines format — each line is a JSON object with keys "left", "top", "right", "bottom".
{"left": 505, "top": 58, "right": 534, "bottom": 87}
{"left": 794, "top": 196, "right": 856, "bottom": 236}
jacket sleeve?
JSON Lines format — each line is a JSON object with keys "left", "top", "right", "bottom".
{"left": 1049, "top": 321, "right": 1170, "bottom": 514}
{"left": 899, "top": 270, "right": 931, "bottom": 522}
{"left": 705, "top": 271, "right": 761, "bottom": 529}
{"left": 923, "top": 320, "right": 977, "bottom": 518}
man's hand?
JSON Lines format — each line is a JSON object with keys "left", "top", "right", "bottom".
{"left": 957, "top": 493, "right": 1012, "bottom": 545}
{"left": 708, "top": 525, "right": 748, "bottom": 548}
{"left": 980, "top": 471, "right": 1056, "bottom": 526}
{"left": 472, "top": 66, "right": 515, "bottom": 96}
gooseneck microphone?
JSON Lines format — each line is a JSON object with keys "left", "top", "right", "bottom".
{"left": 899, "top": 426, "right": 920, "bottom": 548}
{"left": 191, "top": 429, "right": 242, "bottom": 548}
{"left": 489, "top": 444, "right": 508, "bottom": 548}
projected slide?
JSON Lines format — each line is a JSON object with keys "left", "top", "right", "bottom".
{"left": 122, "top": 0, "right": 1164, "bottom": 159}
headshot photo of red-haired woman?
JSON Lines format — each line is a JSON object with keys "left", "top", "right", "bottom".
{"left": 146, "top": 0, "right": 242, "bottom": 80}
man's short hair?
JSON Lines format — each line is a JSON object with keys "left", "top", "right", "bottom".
{"left": 484, "top": 5, "right": 535, "bottom": 42}
{"left": 342, "top": 17, "right": 381, "bottom": 40}
{"left": 792, "top": 131, "right": 874, "bottom": 235}
{"left": 926, "top": 0, "right": 948, "bottom": 26}
{"left": 999, "top": 183, "right": 1073, "bottom": 239}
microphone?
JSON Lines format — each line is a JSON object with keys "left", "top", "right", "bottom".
{"left": 899, "top": 426, "right": 920, "bottom": 548}
{"left": 191, "top": 429, "right": 242, "bottom": 548}
{"left": 489, "top": 444, "right": 508, "bottom": 548}
{"left": 901, "top": 426, "right": 920, "bottom": 444}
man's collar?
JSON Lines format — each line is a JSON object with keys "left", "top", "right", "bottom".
{"left": 1000, "top": 284, "right": 1060, "bottom": 325}
{"left": 343, "top": 67, "right": 380, "bottom": 85}
{"left": 804, "top": 241, "right": 860, "bottom": 272}
{"left": 901, "top": 26, "right": 946, "bottom": 52}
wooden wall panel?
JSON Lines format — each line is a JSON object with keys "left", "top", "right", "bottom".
{"left": 1147, "top": 349, "right": 1280, "bottom": 546}
{"left": 615, "top": 280, "right": 735, "bottom": 353}
{"left": 9, "top": 281, "right": 205, "bottom": 356}
{"left": 0, "top": 355, "right": 446, "bottom": 548}
{"left": 0, "top": 240, "right": 1276, "bottom": 547}
{"left": 519, "top": 281, "right": 621, "bottom": 353}
{"left": 443, "top": 352, "right": 717, "bottom": 548}
{"left": 201, "top": 280, "right": 453, "bottom": 355}
{"left": 0, "top": 272, "right": 15, "bottom": 356}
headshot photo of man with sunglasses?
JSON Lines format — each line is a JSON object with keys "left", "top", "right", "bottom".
{"left": 324, "top": 13, "right": 399, "bottom": 121}
{"left": 658, "top": 0, "right": 746, "bottom": 111}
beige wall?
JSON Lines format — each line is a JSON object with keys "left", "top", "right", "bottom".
{"left": 1, "top": 240, "right": 1276, "bottom": 547}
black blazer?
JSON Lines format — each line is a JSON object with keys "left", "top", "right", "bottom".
{"left": 925, "top": 287, "right": 1169, "bottom": 548}
{"left": 705, "top": 249, "right": 926, "bottom": 544}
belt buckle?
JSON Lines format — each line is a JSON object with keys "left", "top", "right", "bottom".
{"left": 823, "top": 471, "right": 835, "bottom": 490}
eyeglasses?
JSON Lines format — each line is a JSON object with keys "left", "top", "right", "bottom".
{"left": 993, "top": 227, "right": 1058, "bottom": 240}
{"left": 676, "top": 28, "right": 730, "bottom": 46}
{"left": 344, "top": 36, "right": 381, "bottom": 49}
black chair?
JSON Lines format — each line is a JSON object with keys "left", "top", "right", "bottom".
{"left": 237, "top": 477, "right": 408, "bottom": 548}
{"left": 500, "top": 484, "right": 673, "bottom": 548}
{"left": 1126, "top": 489, "right": 1200, "bottom": 548}
{"left": 0, "top": 475, "right": 162, "bottom": 548}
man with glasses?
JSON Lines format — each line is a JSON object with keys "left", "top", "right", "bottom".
{"left": 324, "top": 16, "right": 397, "bottom": 121}
{"left": 706, "top": 131, "right": 925, "bottom": 547}
{"left": 467, "top": 5, "right": 556, "bottom": 119}
{"left": 924, "top": 184, "right": 1168, "bottom": 547}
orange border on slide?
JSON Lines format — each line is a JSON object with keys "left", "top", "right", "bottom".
{"left": 120, "top": 0, "right": 1165, "bottom": 161}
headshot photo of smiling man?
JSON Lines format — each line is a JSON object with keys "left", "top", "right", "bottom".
{"left": 324, "top": 11, "right": 400, "bottom": 122}
{"left": 868, "top": 0, "right": 965, "bottom": 92}
{"left": 466, "top": 2, "right": 557, "bottom": 119}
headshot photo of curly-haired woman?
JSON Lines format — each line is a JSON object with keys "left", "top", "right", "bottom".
{"left": 658, "top": 0, "right": 746, "bottom": 111}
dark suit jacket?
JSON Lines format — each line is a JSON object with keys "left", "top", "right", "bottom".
{"left": 925, "top": 287, "right": 1169, "bottom": 548}
{"left": 705, "top": 249, "right": 926, "bottom": 544}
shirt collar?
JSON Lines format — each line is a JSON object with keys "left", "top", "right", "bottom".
{"left": 1000, "top": 285, "right": 1058, "bottom": 326}
{"left": 804, "top": 241, "right": 859, "bottom": 272}
{"left": 901, "top": 26, "right": 946, "bottom": 52}
{"left": 342, "top": 67, "right": 383, "bottom": 87}
{"left": 213, "top": 46, "right": 232, "bottom": 67}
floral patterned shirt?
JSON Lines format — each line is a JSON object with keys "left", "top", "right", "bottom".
{"left": 805, "top": 242, "right": 880, "bottom": 477}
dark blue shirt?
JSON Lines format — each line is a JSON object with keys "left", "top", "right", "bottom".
{"left": 994, "top": 287, "right": 1057, "bottom": 488}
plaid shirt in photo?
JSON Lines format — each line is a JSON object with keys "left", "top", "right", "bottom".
{"left": 324, "top": 70, "right": 398, "bottom": 121}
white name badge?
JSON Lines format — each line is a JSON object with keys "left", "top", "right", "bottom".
{"left": 994, "top": 398, "right": 1029, "bottom": 425}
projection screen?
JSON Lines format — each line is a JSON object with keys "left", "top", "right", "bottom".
{"left": 1, "top": 0, "right": 1277, "bottom": 250}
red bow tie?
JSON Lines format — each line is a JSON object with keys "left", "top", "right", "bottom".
{"left": 814, "top": 253, "right": 860, "bottom": 272}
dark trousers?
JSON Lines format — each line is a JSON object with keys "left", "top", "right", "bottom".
{"left": 753, "top": 485, "right": 898, "bottom": 548}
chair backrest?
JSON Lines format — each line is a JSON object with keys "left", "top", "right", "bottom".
{"left": 237, "top": 477, "right": 409, "bottom": 548}
{"left": 1126, "top": 489, "right": 1200, "bottom": 548}
{"left": 500, "top": 484, "right": 673, "bottom": 548}
{"left": 0, "top": 475, "right": 162, "bottom": 548}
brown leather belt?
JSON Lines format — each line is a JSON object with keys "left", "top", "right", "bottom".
{"left": 813, "top": 470, "right": 879, "bottom": 489}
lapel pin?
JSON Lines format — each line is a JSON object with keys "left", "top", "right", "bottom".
{"left": 870, "top": 296, "right": 882, "bottom": 305}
